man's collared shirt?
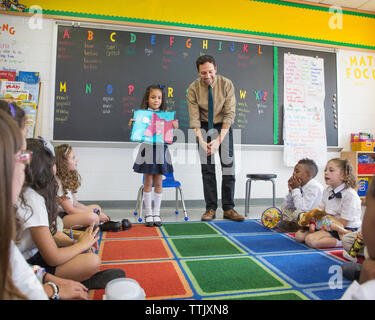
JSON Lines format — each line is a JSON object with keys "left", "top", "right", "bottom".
{"left": 187, "top": 75, "right": 236, "bottom": 128}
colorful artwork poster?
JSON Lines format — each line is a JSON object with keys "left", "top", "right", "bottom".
{"left": 130, "top": 109, "right": 175, "bottom": 144}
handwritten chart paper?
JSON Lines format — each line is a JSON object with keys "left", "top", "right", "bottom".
{"left": 283, "top": 54, "right": 327, "bottom": 167}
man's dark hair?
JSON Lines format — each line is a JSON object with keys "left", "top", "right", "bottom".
{"left": 297, "top": 158, "right": 318, "bottom": 178}
{"left": 196, "top": 55, "right": 216, "bottom": 71}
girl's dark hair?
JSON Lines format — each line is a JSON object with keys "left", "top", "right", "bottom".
{"left": 21, "top": 138, "right": 59, "bottom": 235}
{"left": 328, "top": 158, "right": 357, "bottom": 189}
{"left": 0, "top": 100, "right": 26, "bottom": 130}
{"left": 141, "top": 85, "right": 166, "bottom": 111}
{"left": 196, "top": 55, "right": 216, "bottom": 71}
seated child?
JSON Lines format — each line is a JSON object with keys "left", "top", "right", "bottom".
{"left": 341, "top": 174, "right": 375, "bottom": 299}
{"left": 278, "top": 158, "right": 324, "bottom": 231}
{"left": 16, "top": 138, "right": 101, "bottom": 282}
{"left": 54, "top": 144, "right": 123, "bottom": 232}
{"left": 295, "top": 158, "right": 362, "bottom": 249}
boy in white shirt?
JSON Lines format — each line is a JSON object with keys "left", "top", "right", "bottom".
{"left": 278, "top": 158, "right": 324, "bottom": 232}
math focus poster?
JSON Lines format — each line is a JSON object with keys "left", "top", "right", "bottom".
{"left": 283, "top": 53, "right": 327, "bottom": 167}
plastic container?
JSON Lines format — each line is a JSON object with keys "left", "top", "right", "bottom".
{"left": 104, "top": 278, "right": 146, "bottom": 300}
{"left": 358, "top": 163, "right": 375, "bottom": 174}
{"left": 351, "top": 139, "right": 375, "bottom": 151}
{"left": 358, "top": 178, "right": 369, "bottom": 196}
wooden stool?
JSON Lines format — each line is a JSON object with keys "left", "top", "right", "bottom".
{"left": 245, "top": 174, "right": 277, "bottom": 216}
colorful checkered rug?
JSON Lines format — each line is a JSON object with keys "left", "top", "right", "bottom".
{"left": 90, "top": 219, "right": 355, "bottom": 300}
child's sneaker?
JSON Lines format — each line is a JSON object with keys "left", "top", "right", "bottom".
{"left": 343, "top": 250, "right": 358, "bottom": 263}
{"left": 153, "top": 215, "right": 162, "bottom": 227}
{"left": 145, "top": 215, "right": 154, "bottom": 227}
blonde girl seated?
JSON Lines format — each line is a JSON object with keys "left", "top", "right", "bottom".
{"left": 54, "top": 144, "right": 110, "bottom": 229}
{"left": 295, "top": 158, "right": 362, "bottom": 249}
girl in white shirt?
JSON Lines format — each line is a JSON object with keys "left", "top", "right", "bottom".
{"left": 17, "top": 138, "right": 101, "bottom": 282}
{"left": 295, "top": 158, "right": 362, "bottom": 249}
{"left": 0, "top": 110, "right": 46, "bottom": 300}
{"left": 54, "top": 144, "right": 110, "bottom": 229}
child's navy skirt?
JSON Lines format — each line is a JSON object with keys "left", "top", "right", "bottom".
{"left": 133, "top": 143, "right": 173, "bottom": 175}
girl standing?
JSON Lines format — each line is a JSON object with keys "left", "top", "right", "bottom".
{"left": 130, "top": 85, "right": 178, "bottom": 227}
{"left": 295, "top": 158, "right": 362, "bottom": 248}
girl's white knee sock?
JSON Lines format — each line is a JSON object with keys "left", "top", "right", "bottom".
{"left": 153, "top": 192, "right": 163, "bottom": 221}
{"left": 143, "top": 191, "right": 153, "bottom": 222}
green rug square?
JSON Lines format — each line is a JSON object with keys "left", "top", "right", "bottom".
{"left": 162, "top": 222, "right": 220, "bottom": 237}
{"left": 168, "top": 236, "right": 245, "bottom": 258}
{"left": 181, "top": 257, "right": 291, "bottom": 296}
{"left": 208, "top": 291, "right": 308, "bottom": 300}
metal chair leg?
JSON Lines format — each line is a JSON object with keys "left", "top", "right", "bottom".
{"left": 134, "top": 185, "right": 144, "bottom": 216}
{"left": 245, "top": 179, "right": 251, "bottom": 217}
{"left": 271, "top": 178, "right": 276, "bottom": 207}
{"left": 178, "top": 186, "right": 188, "bottom": 221}
{"left": 175, "top": 187, "right": 179, "bottom": 214}
{"left": 138, "top": 186, "right": 144, "bottom": 222}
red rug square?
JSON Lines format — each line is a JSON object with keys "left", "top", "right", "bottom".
{"left": 102, "top": 224, "right": 161, "bottom": 239}
{"left": 90, "top": 261, "right": 193, "bottom": 300}
{"left": 99, "top": 238, "right": 173, "bottom": 262}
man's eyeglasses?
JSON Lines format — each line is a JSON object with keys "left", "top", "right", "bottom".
{"left": 15, "top": 150, "right": 32, "bottom": 165}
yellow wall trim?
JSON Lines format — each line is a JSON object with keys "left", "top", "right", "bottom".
{"left": 16, "top": 0, "right": 375, "bottom": 50}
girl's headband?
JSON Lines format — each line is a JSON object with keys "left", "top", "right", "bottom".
{"left": 8, "top": 102, "right": 16, "bottom": 118}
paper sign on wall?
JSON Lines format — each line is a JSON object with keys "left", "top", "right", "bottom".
{"left": 283, "top": 53, "right": 327, "bottom": 167}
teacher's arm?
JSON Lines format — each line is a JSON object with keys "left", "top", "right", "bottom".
{"left": 187, "top": 85, "right": 208, "bottom": 153}
{"left": 208, "top": 80, "right": 236, "bottom": 155}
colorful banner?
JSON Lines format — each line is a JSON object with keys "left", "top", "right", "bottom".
{"left": 20, "top": 0, "right": 375, "bottom": 50}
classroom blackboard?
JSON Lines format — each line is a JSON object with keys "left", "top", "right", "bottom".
{"left": 53, "top": 24, "right": 338, "bottom": 146}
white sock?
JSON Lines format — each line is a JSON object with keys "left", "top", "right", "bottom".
{"left": 336, "top": 240, "right": 343, "bottom": 247}
{"left": 153, "top": 192, "right": 163, "bottom": 220}
{"left": 143, "top": 191, "right": 153, "bottom": 222}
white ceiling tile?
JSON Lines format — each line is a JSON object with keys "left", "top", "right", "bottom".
{"left": 320, "top": 0, "right": 369, "bottom": 8}
{"left": 359, "top": 0, "right": 375, "bottom": 11}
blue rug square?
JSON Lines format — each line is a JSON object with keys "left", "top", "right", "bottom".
{"left": 212, "top": 220, "right": 273, "bottom": 234}
{"left": 234, "top": 234, "right": 311, "bottom": 254}
{"left": 259, "top": 252, "right": 348, "bottom": 287}
{"left": 305, "top": 286, "right": 349, "bottom": 300}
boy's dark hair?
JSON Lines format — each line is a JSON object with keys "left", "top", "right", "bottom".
{"left": 297, "top": 158, "right": 318, "bottom": 178}
{"left": 195, "top": 55, "right": 216, "bottom": 71}
{"left": 368, "top": 175, "right": 375, "bottom": 198}
{"left": 141, "top": 84, "right": 167, "bottom": 111}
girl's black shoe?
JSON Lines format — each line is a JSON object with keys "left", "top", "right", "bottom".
{"left": 99, "top": 221, "right": 121, "bottom": 232}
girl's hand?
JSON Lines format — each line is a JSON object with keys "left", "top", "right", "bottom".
{"left": 172, "top": 120, "right": 179, "bottom": 129}
{"left": 128, "top": 118, "right": 135, "bottom": 128}
{"left": 48, "top": 276, "right": 89, "bottom": 300}
{"left": 77, "top": 224, "right": 99, "bottom": 251}
{"left": 99, "top": 212, "right": 110, "bottom": 223}
{"left": 356, "top": 230, "right": 363, "bottom": 240}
